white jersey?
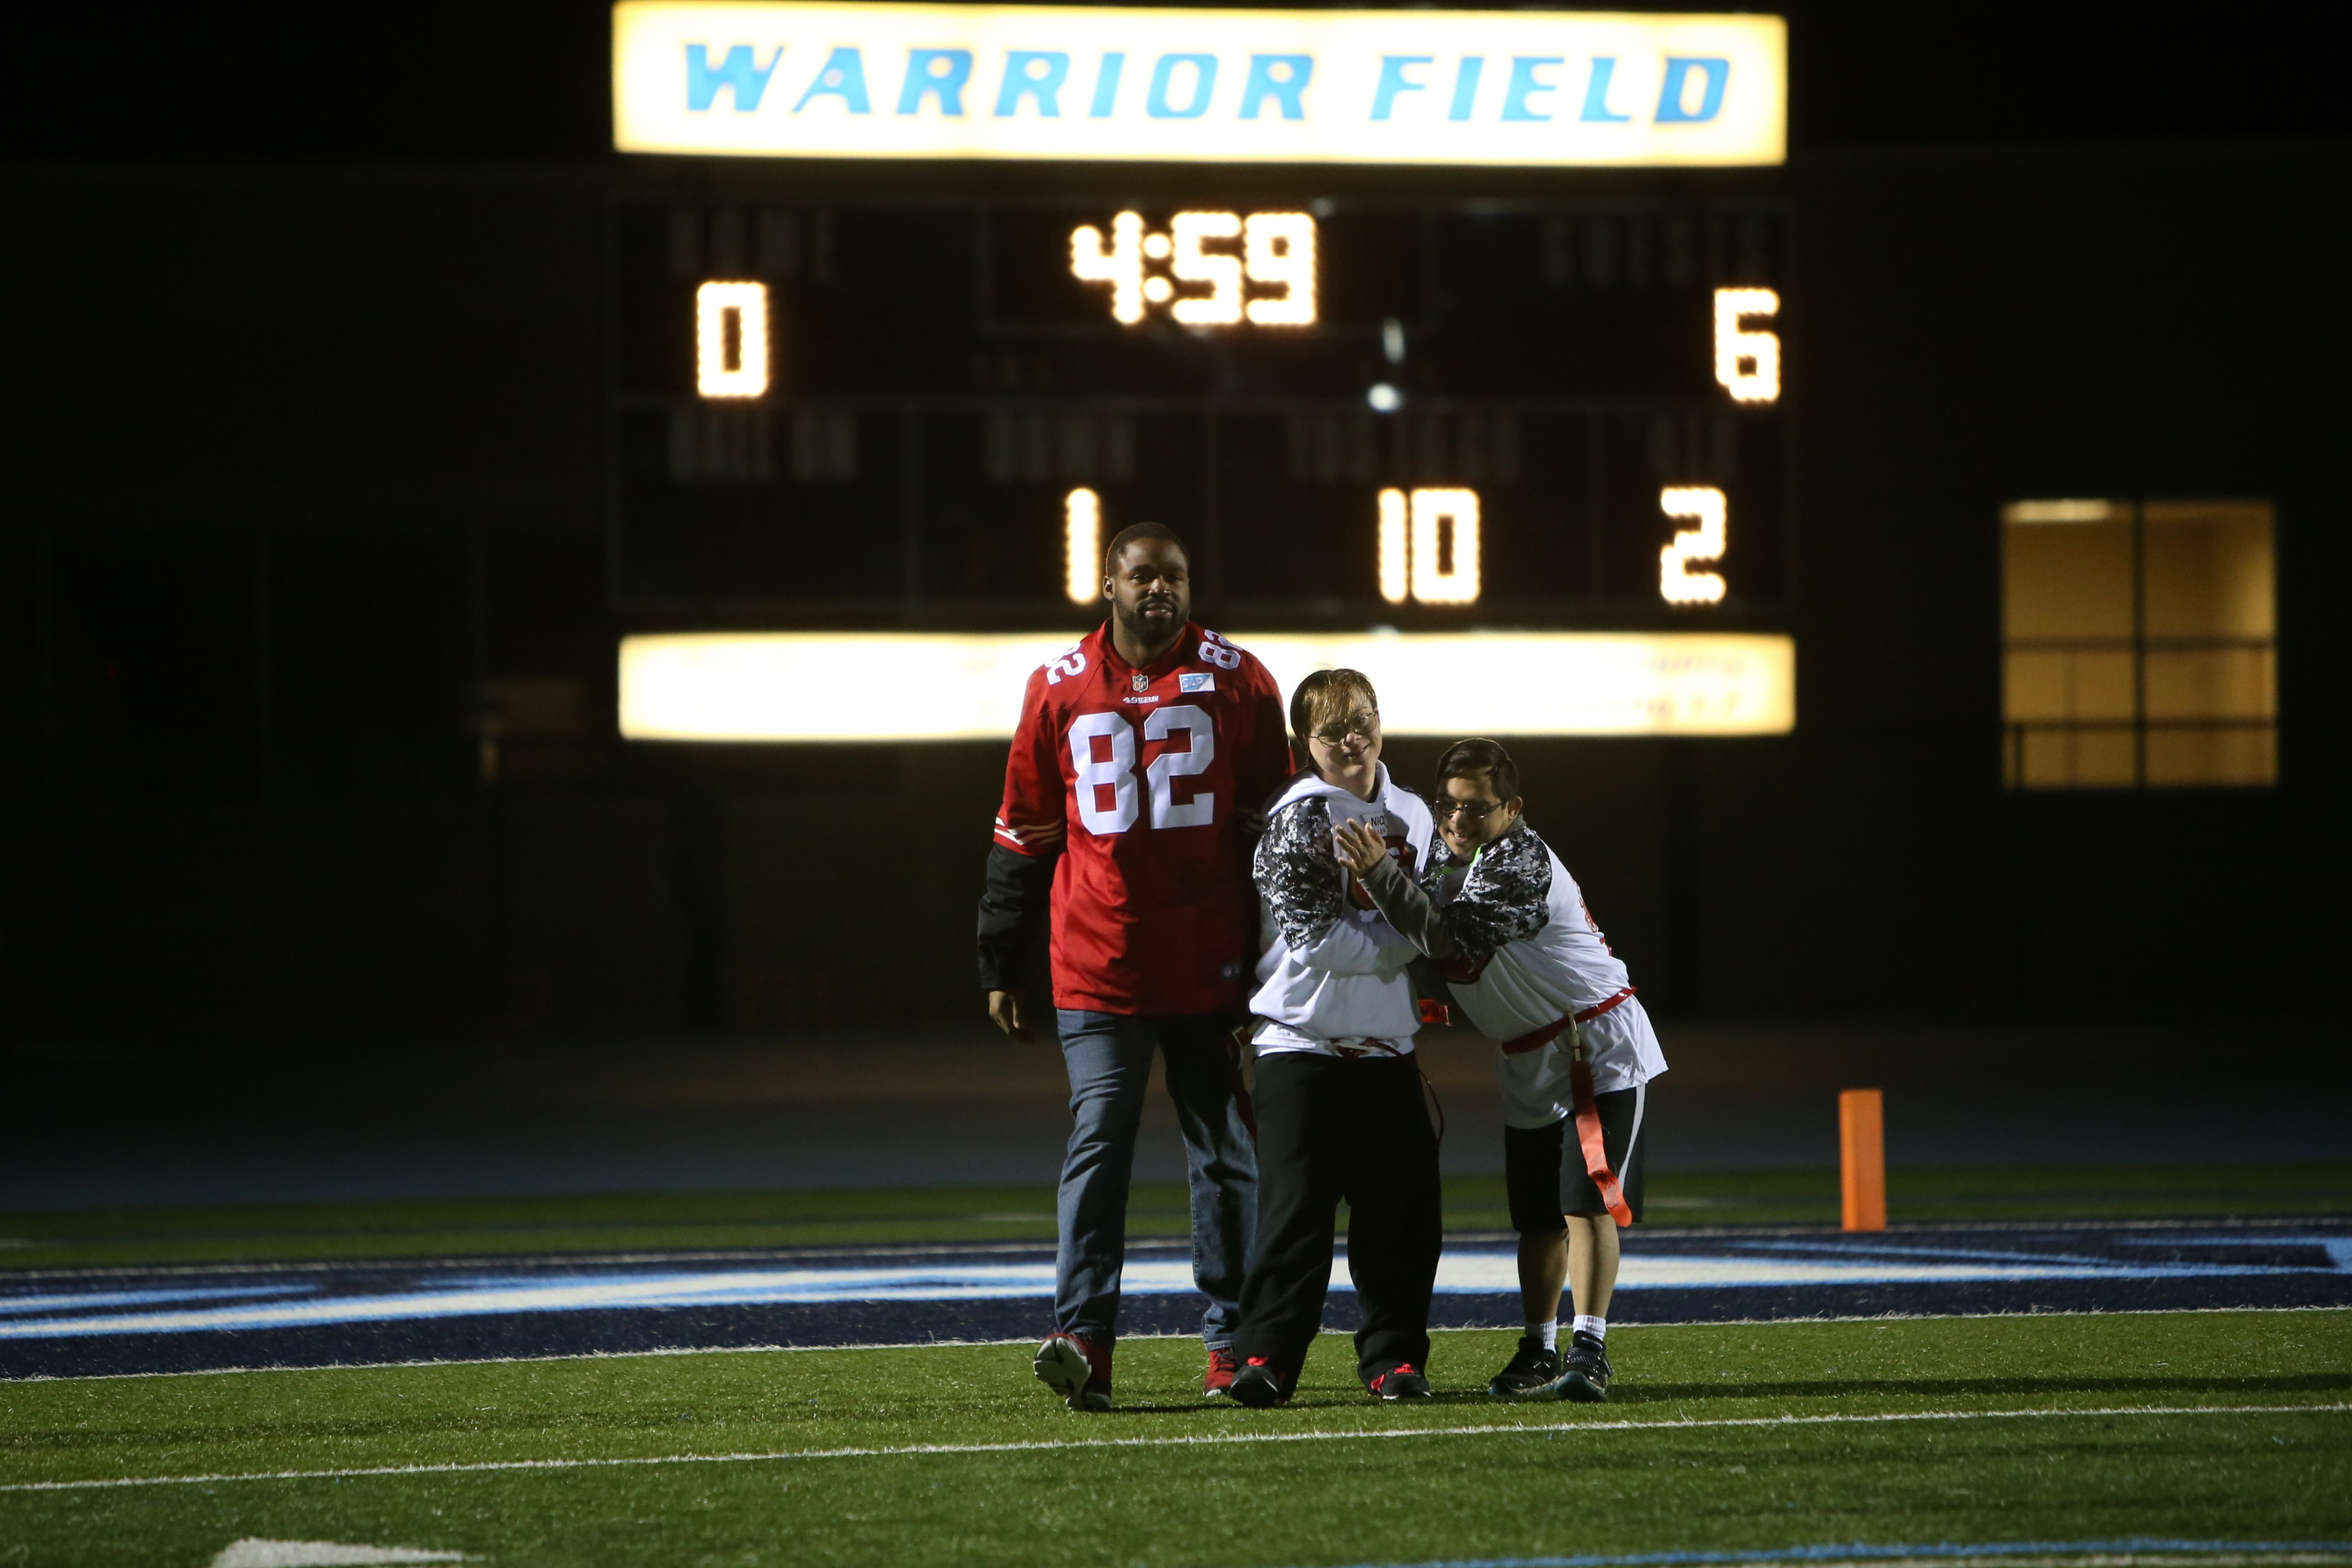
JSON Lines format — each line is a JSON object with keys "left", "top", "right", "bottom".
{"left": 1424, "top": 821, "right": 1668, "bottom": 1126}
{"left": 1247, "top": 765, "right": 1436, "bottom": 1057}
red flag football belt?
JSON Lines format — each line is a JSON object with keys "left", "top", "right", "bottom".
{"left": 1497, "top": 988, "right": 1639, "bottom": 1229}
{"left": 1497, "top": 987, "right": 1638, "bottom": 1057}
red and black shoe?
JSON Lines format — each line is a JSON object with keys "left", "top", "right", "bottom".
{"left": 1203, "top": 1345, "right": 1242, "bottom": 1396}
{"left": 1227, "top": 1355, "right": 1295, "bottom": 1408}
{"left": 1367, "top": 1363, "right": 1433, "bottom": 1400}
{"left": 1033, "top": 1331, "right": 1112, "bottom": 1412}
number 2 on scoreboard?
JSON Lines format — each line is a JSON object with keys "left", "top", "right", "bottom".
{"left": 1069, "top": 706, "right": 1216, "bottom": 834}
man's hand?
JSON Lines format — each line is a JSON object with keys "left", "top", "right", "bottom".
{"left": 1333, "top": 817, "right": 1390, "bottom": 877}
{"left": 986, "top": 986, "right": 1034, "bottom": 1042}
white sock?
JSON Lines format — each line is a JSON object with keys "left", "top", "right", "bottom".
{"left": 1572, "top": 1314, "right": 1607, "bottom": 1342}
{"left": 1527, "top": 1319, "right": 1558, "bottom": 1352}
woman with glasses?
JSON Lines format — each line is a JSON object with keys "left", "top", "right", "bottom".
{"left": 1334, "top": 736, "right": 1668, "bottom": 1405}
{"left": 1226, "top": 669, "right": 1443, "bottom": 1407}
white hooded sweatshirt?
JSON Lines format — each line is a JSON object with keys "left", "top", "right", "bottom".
{"left": 1246, "top": 765, "right": 1437, "bottom": 1057}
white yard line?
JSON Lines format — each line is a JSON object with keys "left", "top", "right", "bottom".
{"left": 2, "top": 1401, "right": 2342, "bottom": 1495}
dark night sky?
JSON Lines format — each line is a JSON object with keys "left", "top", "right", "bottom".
{"left": 2, "top": 1, "right": 2344, "bottom": 163}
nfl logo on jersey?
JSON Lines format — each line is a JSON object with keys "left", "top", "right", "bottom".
{"left": 1132, "top": 671, "right": 1150, "bottom": 691}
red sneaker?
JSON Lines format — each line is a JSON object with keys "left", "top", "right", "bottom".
{"left": 1033, "top": 1332, "right": 1112, "bottom": 1412}
{"left": 1203, "top": 1345, "right": 1241, "bottom": 1396}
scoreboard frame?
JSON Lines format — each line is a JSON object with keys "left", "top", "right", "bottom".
{"left": 603, "top": 179, "right": 1798, "bottom": 633}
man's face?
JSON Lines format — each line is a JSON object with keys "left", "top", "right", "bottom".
{"left": 1304, "top": 702, "right": 1381, "bottom": 782}
{"left": 1436, "top": 768, "right": 1523, "bottom": 860}
{"left": 1105, "top": 538, "right": 1190, "bottom": 648}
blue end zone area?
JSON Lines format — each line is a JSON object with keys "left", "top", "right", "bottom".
{"left": 5, "top": 1219, "right": 2347, "bottom": 1380}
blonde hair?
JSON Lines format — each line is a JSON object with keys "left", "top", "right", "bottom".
{"left": 1289, "top": 668, "right": 1379, "bottom": 760}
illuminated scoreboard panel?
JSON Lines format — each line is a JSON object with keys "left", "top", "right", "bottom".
{"left": 610, "top": 197, "right": 1789, "bottom": 619}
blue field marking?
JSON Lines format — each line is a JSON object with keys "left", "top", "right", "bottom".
{"left": 0, "top": 1241, "right": 2334, "bottom": 1341}
{"left": 0, "top": 1284, "right": 312, "bottom": 1318}
{"left": 1328, "top": 1539, "right": 2352, "bottom": 1568}
{"left": 3, "top": 1221, "right": 2347, "bottom": 1378}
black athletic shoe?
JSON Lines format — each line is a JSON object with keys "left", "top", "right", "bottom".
{"left": 1368, "top": 1363, "right": 1432, "bottom": 1400}
{"left": 1229, "top": 1357, "right": 1294, "bottom": 1408}
{"left": 1488, "top": 1335, "right": 1562, "bottom": 1396}
{"left": 1540, "top": 1330, "right": 1611, "bottom": 1403}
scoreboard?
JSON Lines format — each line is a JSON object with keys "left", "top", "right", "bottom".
{"left": 603, "top": 2, "right": 1797, "bottom": 739}
{"left": 610, "top": 193, "right": 1789, "bottom": 622}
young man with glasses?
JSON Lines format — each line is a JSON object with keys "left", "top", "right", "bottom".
{"left": 979, "top": 521, "right": 1293, "bottom": 1412}
{"left": 1335, "top": 736, "right": 1666, "bottom": 1403}
{"left": 1226, "top": 670, "right": 1443, "bottom": 1407}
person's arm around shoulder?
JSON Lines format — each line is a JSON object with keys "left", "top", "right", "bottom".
{"left": 1443, "top": 826, "right": 1552, "bottom": 964}
{"left": 1334, "top": 817, "right": 1459, "bottom": 959}
{"left": 1257, "top": 798, "right": 1416, "bottom": 978}
{"left": 979, "top": 662, "right": 1068, "bottom": 1041}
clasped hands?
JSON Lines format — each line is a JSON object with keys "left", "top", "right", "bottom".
{"left": 1332, "top": 817, "right": 1392, "bottom": 877}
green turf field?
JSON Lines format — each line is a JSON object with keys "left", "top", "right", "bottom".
{"left": 3, "top": 1311, "right": 2347, "bottom": 1567}
{"left": 3, "top": 1162, "right": 2347, "bottom": 1269}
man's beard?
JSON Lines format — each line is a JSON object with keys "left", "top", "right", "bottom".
{"left": 1113, "top": 596, "right": 1183, "bottom": 642}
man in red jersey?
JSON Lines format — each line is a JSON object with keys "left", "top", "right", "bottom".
{"left": 979, "top": 521, "right": 1292, "bottom": 1413}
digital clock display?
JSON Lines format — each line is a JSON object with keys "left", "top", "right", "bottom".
{"left": 611, "top": 194, "right": 1789, "bottom": 619}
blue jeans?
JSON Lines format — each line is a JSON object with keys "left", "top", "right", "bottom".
{"left": 1054, "top": 1009, "right": 1258, "bottom": 1348}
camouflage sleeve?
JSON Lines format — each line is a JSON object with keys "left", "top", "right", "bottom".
{"left": 1255, "top": 797, "right": 1416, "bottom": 977}
{"left": 1254, "top": 796, "right": 1345, "bottom": 950}
{"left": 1419, "top": 852, "right": 1467, "bottom": 900}
{"left": 1443, "top": 826, "right": 1553, "bottom": 964}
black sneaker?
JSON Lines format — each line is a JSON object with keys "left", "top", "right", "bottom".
{"left": 1229, "top": 1356, "right": 1294, "bottom": 1408}
{"left": 1540, "top": 1330, "right": 1611, "bottom": 1403}
{"left": 1488, "top": 1334, "right": 1562, "bottom": 1396}
{"left": 1368, "top": 1363, "right": 1432, "bottom": 1400}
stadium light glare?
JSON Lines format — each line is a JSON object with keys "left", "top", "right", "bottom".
{"left": 619, "top": 630, "right": 1795, "bottom": 740}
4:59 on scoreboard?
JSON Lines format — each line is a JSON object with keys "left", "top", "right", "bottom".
{"left": 610, "top": 194, "right": 1788, "bottom": 622}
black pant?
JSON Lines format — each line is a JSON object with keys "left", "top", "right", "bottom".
{"left": 1233, "top": 1051, "right": 1443, "bottom": 1384}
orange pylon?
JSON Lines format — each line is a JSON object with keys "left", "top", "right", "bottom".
{"left": 1840, "top": 1088, "right": 1886, "bottom": 1232}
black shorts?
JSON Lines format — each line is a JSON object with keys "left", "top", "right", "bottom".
{"left": 1502, "top": 1084, "right": 1649, "bottom": 1232}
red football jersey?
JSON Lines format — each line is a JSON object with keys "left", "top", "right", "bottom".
{"left": 994, "top": 621, "right": 1293, "bottom": 1016}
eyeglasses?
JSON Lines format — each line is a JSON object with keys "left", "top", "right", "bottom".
{"left": 1308, "top": 713, "right": 1380, "bottom": 748}
{"left": 1434, "top": 797, "right": 1504, "bottom": 822}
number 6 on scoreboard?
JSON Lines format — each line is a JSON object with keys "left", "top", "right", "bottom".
{"left": 1713, "top": 288, "right": 1780, "bottom": 404}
